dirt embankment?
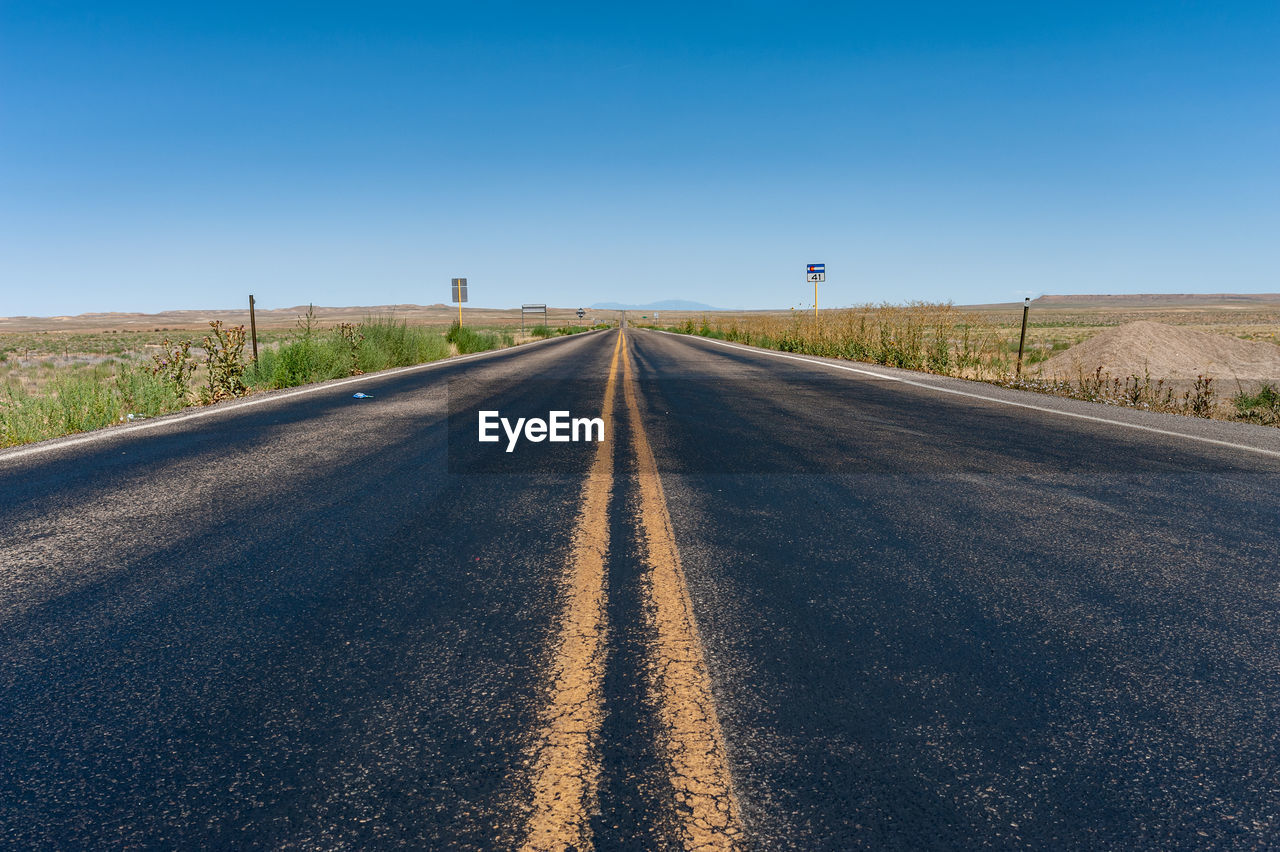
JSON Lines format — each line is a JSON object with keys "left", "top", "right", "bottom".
{"left": 1036, "top": 321, "right": 1280, "bottom": 387}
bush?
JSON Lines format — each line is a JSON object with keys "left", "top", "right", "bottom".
{"left": 114, "top": 367, "right": 176, "bottom": 418}
{"left": 1233, "top": 384, "right": 1280, "bottom": 426}
{"left": 248, "top": 315, "right": 452, "bottom": 389}
{"left": 1184, "top": 375, "right": 1216, "bottom": 418}
{"left": 199, "top": 321, "right": 249, "bottom": 403}
{"left": 360, "top": 316, "right": 450, "bottom": 368}
{"left": 337, "top": 322, "right": 364, "bottom": 375}
{"left": 266, "top": 338, "right": 344, "bottom": 388}
{"left": 0, "top": 366, "right": 180, "bottom": 448}
{"left": 447, "top": 323, "right": 511, "bottom": 354}
{"left": 150, "top": 339, "right": 196, "bottom": 403}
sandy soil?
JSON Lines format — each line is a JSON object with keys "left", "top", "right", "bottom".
{"left": 1036, "top": 321, "right": 1280, "bottom": 385}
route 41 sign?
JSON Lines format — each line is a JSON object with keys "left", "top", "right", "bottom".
{"left": 806, "top": 263, "right": 825, "bottom": 283}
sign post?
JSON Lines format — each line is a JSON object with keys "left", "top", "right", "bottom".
{"left": 451, "top": 278, "right": 468, "bottom": 326}
{"left": 1016, "top": 297, "right": 1031, "bottom": 380}
{"left": 806, "top": 264, "right": 826, "bottom": 319}
{"left": 576, "top": 308, "right": 585, "bottom": 320}
{"left": 248, "top": 294, "right": 259, "bottom": 361}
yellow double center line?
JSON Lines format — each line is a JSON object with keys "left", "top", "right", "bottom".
{"left": 518, "top": 332, "right": 621, "bottom": 852}
{"left": 622, "top": 331, "right": 744, "bottom": 850}
{"left": 518, "top": 330, "right": 742, "bottom": 851}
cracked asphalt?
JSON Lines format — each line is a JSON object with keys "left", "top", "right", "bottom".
{"left": 2, "top": 327, "right": 1279, "bottom": 849}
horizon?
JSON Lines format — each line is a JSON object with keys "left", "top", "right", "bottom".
{"left": 10, "top": 291, "right": 1280, "bottom": 323}
{"left": 2, "top": 1, "right": 1277, "bottom": 315}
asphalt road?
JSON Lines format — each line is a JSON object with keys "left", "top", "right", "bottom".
{"left": 2, "top": 327, "right": 1279, "bottom": 850}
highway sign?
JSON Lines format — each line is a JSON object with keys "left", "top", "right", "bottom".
{"left": 806, "top": 263, "right": 825, "bottom": 283}
{"left": 451, "top": 278, "right": 468, "bottom": 303}
{"left": 521, "top": 303, "right": 547, "bottom": 332}
{"left": 577, "top": 308, "right": 585, "bottom": 319}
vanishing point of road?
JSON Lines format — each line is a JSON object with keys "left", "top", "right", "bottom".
{"left": 3, "top": 327, "right": 1279, "bottom": 849}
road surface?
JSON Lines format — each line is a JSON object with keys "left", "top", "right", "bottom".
{"left": 2, "top": 327, "right": 1279, "bottom": 850}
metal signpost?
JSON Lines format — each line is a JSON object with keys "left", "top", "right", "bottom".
{"left": 248, "top": 294, "right": 259, "bottom": 361}
{"left": 451, "top": 278, "right": 468, "bottom": 326}
{"left": 522, "top": 303, "right": 547, "bottom": 333}
{"left": 806, "top": 264, "right": 825, "bottom": 319}
{"left": 1016, "top": 297, "right": 1031, "bottom": 380}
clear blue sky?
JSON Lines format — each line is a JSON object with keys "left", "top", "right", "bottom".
{"left": 2, "top": 1, "right": 1277, "bottom": 315}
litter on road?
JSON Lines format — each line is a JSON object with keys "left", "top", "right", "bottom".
{"left": 352, "top": 393, "right": 373, "bottom": 399}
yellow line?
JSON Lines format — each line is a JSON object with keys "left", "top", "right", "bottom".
{"left": 621, "top": 332, "right": 745, "bottom": 850}
{"left": 518, "top": 330, "right": 623, "bottom": 852}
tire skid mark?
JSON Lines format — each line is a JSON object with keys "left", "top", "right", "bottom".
{"left": 517, "top": 331, "right": 623, "bottom": 852}
{"left": 621, "top": 332, "right": 745, "bottom": 851}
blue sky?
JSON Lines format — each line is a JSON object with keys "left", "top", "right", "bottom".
{"left": 1, "top": 1, "right": 1277, "bottom": 314}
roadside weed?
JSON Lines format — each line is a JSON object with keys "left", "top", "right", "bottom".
{"left": 1233, "top": 384, "right": 1280, "bottom": 426}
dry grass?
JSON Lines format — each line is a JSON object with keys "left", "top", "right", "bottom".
{"left": 656, "top": 301, "right": 1280, "bottom": 427}
{"left": 999, "top": 370, "right": 1222, "bottom": 418}
{"left": 666, "top": 304, "right": 1011, "bottom": 378}
{"left": 641, "top": 298, "right": 1280, "bottom": 372}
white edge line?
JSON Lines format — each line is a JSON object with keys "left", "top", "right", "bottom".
{"left": 653, "top": 329, "right": 1280, "bottom": 461}
{"left": 0, "top": 329, "right": 607, "bottom": 464}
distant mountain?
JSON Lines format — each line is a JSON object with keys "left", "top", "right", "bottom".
{"left": 589, "top": 300, "right": 718, "bottom": 311}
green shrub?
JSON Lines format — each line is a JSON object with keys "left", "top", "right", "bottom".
{"left": 360, "top": 316, "right": 449, "bottom": 368}
{"left": 42, "top": 373, "right": 116, "bottom": 433}
{"left": 274, "top": 341, "right": 313, "bottom": 388}
{"left": 1233, "top": 384, "right": 1280, "bottom": 425}
{"left": 0, "top": 366, "right": 180, "bottom": 447}
{"left": 249, "top": 315, "right": 453, "bottom": 389}
{"left": 114, "top": 367, "right": 176, "bottom": 417}
{"left": 447, "top": 323, "right": 510, "bottom": 354}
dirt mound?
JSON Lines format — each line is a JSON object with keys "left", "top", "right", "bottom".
{"left": 1037, "top": 321, "right": 1280, "bottom": 383}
